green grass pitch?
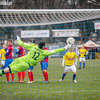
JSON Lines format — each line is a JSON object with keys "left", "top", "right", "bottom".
{"left": 0, "top": 58, "right": 100, "bottom": 100}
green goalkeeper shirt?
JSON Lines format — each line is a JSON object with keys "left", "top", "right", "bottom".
{"left": 17, "top": 40, "right": 66, "bottom": 66}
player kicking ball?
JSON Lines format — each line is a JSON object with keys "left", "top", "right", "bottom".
{"left": 59, "top": 38, "right": 77, "bottom": 83}
{"left": 0, "top": 36, "right": 71, "bottom": 81}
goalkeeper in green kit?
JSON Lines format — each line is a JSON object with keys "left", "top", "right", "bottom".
{"left": 0, "top": 36, "right": 70, "bottom": 76}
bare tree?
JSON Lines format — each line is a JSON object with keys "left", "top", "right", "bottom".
{"left": 1, "top": 0, "right": 100, "bottom": 9}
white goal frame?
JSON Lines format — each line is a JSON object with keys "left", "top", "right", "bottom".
{"left": 0, "top": 9, "right": 100, "bottom": 27}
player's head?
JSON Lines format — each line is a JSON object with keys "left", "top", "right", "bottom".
{"left": 1, "top": 43, "right": 6, "bottom": 49}
{"left": 28, "top": 40, "right": 32, "bottom": 44}
{"left": 32, "top": 40, "right": 35, "bottom": 43}
{"left": 38, "top": 42, "right": 45, "bottom": 49}
{"left": 68, "top": 47, "right": 73, "bottom": 52}
{"left": 81, "top": 45, "right": 85, "bottom": 49}
{"left": 2, "top": 43, "right": 6, "bottom": 49}
{"left": 8, "top": 39, "right": 12, "bottom": 45}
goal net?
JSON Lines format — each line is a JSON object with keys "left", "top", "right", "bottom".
{"left": 0, "top": 9, "right": 100, "bottom": 27}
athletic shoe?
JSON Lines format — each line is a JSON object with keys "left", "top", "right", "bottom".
{"left": 22, "top": 81, "right": 25, "bottom": 83}
{"left": 27, "top": 81, "right": 33, "bottom": 83}
{"left": 32, "top": 80, "right": 35, "bottom": 83}
{"left": 73, "top": 80, "right": 77, "bottom": 83}
{"left": 58, "top": 79, "right": 63, "bottom": 82}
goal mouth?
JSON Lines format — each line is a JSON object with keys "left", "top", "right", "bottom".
{"left": 0, "top": 9, "right": 100, "bottom": 27}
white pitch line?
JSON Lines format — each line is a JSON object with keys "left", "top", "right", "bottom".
{"left": 0, "top": 89, "right": 100, "bottom": 96}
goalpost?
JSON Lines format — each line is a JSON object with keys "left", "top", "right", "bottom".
{"left": 0, "top": 9, "right": 100, "bottom": 27}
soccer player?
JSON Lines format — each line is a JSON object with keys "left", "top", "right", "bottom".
{"left": 4, "top": 40, "right": 14, "bottom": 83}
{"left": 78, "top": 46, "right": 88, "bottom": 69}
{"left": 0, "top": 43, "right": 6, "bottom": 68}
{"left": 59, "top": 47, "right": 77, "bottom": 83}
{"left": 40, "top": 42, "right": 49, "bottom": 83}
{"left": 16, "top": 46, "right": 25, "bottom": 83}
{"left": 27, "top": 40, "right": 34, "bottom": 83}
{"left": 0, "top": 36, "right": 70, "bottom": 79}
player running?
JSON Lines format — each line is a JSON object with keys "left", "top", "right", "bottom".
{"left": 59, "top": 47, "right": 77, "bottom": 83}
{"left": 16, "top": 46, "right": 25, "bottom": 83}
{"left": 78, "top": 46, "right": 88, "bottom": 69}
{"left": 0, "top": 36, "right": 70, "bottom": 79}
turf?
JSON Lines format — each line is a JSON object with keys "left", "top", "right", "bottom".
{"left": 0, "top": 58, "right": 100, "bottom": 100}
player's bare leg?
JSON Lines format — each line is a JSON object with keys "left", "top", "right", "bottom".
{"left": 0, "top": 67, "right": 10, "bottom": 76}
{"left": 4, "top": 67, "right": 10, "bottom": 73}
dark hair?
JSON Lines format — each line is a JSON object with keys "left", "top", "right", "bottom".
{"left": 38, "top": 42, "right": 45, "bottom": 49}
{"left": 1, "top": 43, "right": 4, "bottom": 46}
{"left": 8, "top": 39, "right": 12, "bottom": 43}
{"left": 32, "top": 40, "right": 35, "bottom": 43}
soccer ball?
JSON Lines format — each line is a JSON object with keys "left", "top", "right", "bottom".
{"left": 66, "top": 37, "right": 75, "bottom": 45}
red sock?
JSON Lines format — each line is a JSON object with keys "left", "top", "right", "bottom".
{"left": 31, "top": 71, "right": 34, "bottom": 81}
{"left": 43, "top": 71, "right": 48, "bottom": 81}
{"left": 11, "top": 73, "right": 14, "bottom": 82}
{"left": 18, "top": 72, "right": 21, "bottom": 82}
{"left": 28, "top": 72, "right": 32, "bottom": 82}
{"left": 6, "top": 73, "right": 9, "bottom": 82}
{"left": 22, "top": 71, "right": 25, "bottom": 82}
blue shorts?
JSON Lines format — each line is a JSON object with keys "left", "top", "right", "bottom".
{"left": 2, "top": 59, "right": 13, "bottom": 69}
{"left": 41, "top": 62, "right": 48, "bottom": 70}
{"left": 29, "top": 66, "right": 34, "bottom": 70}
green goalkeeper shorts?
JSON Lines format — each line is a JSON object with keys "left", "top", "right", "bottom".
{"left": 10, "top": 57, "right": 29, "bottom": 73}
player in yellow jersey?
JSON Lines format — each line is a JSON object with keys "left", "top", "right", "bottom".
{"left": 0, "top": 43, "right": 6, "bottom": 67}
{"left": 78, "top": 46, "right": 88, "bottom": 69}
{"left": 59, "top": 47, "right": 77, "bottom": 83}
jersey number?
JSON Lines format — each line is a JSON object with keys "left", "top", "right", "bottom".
{"left": 32, "top": 52, "right": 40, "bottom": 60}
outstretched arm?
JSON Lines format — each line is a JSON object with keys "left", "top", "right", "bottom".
{"left": 45, "top": 44, "right": 72, "bottom": 56}
{"left": 46, "top": 48, "right": 66, "bottom": 56}
{"left": 45, "top": 43, "right": 73, "bottom": 56}
{"left": 16, "top": 36, "right": 35, "bottom": 50}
